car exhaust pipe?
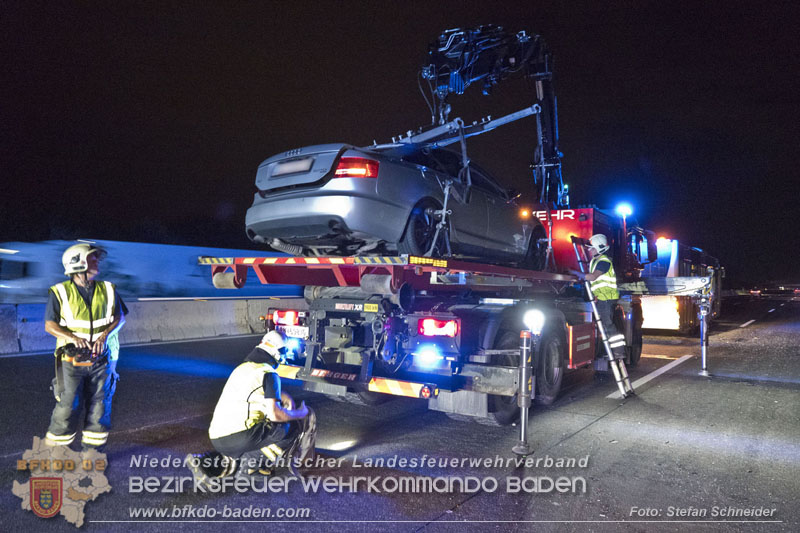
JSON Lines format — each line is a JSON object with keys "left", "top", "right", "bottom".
{"left": 270, "top": 238, "right": 304, "bottom": 256}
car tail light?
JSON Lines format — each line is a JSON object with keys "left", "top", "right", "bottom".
{"left": 334, "top": 157, "right": 379, "bottom": 178}
{"left": 272, "top": 310, "right": 299, "bottom": 326}
{"left": 418, "top": 318, "right": 459, "bottom": 337}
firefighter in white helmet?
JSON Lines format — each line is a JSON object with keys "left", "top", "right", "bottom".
{"left": 44, "top": 243, "right": 127, "bottom": 450}
{"left": 188, "top": 330, "right": 316, "bottom": 484}
{"left": 571, "top": 234, "right": 626, "bottom": 359}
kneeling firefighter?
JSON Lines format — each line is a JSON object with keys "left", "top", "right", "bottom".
{"left": 188, "top": 331, "right": 316, "bottom": 483}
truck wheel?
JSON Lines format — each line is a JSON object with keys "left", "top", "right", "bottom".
{"left": 354, "top": 391, "right": 390, "bottom": 405}
{"left": 397, "top": 199, "right": 448, "bottom": 257}
{"left": 535, "top": 330, "right": 565, "bottom": 405}
{"left": 628, "top": 327, "right": 643, "bottom": 367}
{"left": 331, "top": 392, "right": 391, "bottom": 406}
{"left": 627, "top": 303, "right": 644, "bottom": 367}
{"left": 487, "top": 331, "right": 523, "bottom": 426}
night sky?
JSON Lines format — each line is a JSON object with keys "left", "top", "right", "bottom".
{"left": 2, "top": 1, "right": 798, "bottom": 284}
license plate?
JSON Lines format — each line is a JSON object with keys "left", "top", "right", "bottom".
{"left": 272, "top": 158, "right": 313, "bottom": 177}
{"left": 278, "top": 325, "right": 309, "bottom": 339}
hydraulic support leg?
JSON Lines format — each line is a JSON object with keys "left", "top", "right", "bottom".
{"left": 513, "top": 331, "right": 535, "bottom": 456}
{"left": 697, "top": 268, "right": 714, "bottom": 377}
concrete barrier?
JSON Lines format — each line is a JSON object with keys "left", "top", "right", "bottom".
{"left": 0, "top": 298, "right": 307, "bottom": 355}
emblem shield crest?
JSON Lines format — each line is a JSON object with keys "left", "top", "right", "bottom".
{"left": 31, "top": 477, "right": 62, "bottom": 518}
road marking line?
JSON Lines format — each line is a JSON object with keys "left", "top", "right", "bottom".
{"left": 739, "top": 319, "right": 756, "bottom": 328}
{"left": 607, "top": 354, "right": 693, "bottom": 399}
{"left": 768, "top": 308, "right": 775, "bottom": 313}
{"left": 781, "top": 303, "right": 785, "bottom": 306}
{"left": 641, "top": 354, "right": 679, "bottom": 360}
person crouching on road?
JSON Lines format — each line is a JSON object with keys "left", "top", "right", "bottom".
{"left": 188, "top": 331, "right": 316, "bottom": 484}
{"left": 570, "top": 234, "right": 626, "bottom": 359}
{"left": 44, "top": 243, "right": 127, "bottom": 451}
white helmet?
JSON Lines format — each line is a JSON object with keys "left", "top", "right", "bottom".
{"left": 61, "top": 243, "right": 105, "bottom": 276}
{"left": 258, "top": 330, "right": 287, "bottom": 360}
{"left": 588, "top": 234, "right": 609, "bottom": 254}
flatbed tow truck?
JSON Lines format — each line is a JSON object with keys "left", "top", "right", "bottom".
{"left": 199, "top": 215, "right": 680, "bottom": 427}
{"left": 200, "top": 235, "right": 713, "bottom": 430}
{"left": 199, "top": 26, "right": 716, "bottom": 432}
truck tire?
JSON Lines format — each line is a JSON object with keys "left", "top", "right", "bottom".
{"left": 487, "top": 331, "right": 523, "bottom": 426}
{"left": 331, "top": 391, "right": 392, "bottom": 406}
{"left": 354, "top": 391, "right": 391, "bottom": 406}
{"left": 627, "top": 303, "right": 644, "bottom": 367}
{"left": 534, "top": 330, "right": 565, "bottom": 406}
{"left": 628, "top": 325, "right": 643, "bottom": 367}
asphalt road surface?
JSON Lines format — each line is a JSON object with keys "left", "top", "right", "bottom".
{"left": 3, "top": 296, "right": 798, "bottom": 532}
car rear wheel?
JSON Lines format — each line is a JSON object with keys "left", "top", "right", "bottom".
{"left": 524, "top": 225, "right": 548, "bottom": 270}
{"left": 398, "top": 199, "right": 448, "bottom": 257}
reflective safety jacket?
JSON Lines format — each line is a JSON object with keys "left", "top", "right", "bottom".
{"left": 589, "top": 254, "right": 619, "bottom": 301}
{"left": 50, "top": 280, "right": 120, "bottom": 360}
{"left": 209, "top": 362, "right": 278, "bottom": 440}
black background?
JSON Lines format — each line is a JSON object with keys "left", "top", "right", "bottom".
{"left": 2, "top": 1, "right": 798, "bottom": 285}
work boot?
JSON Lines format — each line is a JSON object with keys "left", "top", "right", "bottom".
{"left": 186, "top": 452, "right": 236, "bottom": 488}
{"left": 186, "top": 453, "right": 212, "bottom": 488}
{"left": 237, "top": 457, "right": 272, "bottom": 479}
{"left": 287, "top": 409, "right": 317, "bottom": 478}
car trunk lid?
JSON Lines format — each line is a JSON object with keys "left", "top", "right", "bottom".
{"left": 255, "top": 144, "right": 348, "bottom": 192}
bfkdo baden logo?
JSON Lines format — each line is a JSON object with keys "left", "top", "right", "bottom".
{"left": 12, "top": 437, "right": 111, "bottom": 527}
{"left": 31, "top": 477, "right": 63, "bottom": 518}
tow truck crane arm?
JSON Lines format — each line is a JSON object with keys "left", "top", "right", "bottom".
{"left": 413, "top": 25, "right": 565, "bottom": 207}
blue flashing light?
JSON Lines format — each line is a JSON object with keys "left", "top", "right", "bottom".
{"left": 285, "top": 337, "right": 302, "bottom": 353}
{"left": 615, "top": 202, "right": 633, "bottom": 218}
{"left": 414, "top": 344, "right": 442, "bottom": 368}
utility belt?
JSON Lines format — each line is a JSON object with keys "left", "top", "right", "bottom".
{"left": 52, "top": 343, "right": 108, "bottom": 402}
{"left": 56, "top": 343, "right": 108, "bottom": 367}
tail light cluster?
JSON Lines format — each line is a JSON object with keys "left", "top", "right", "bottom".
{"left": 417, "top": 317, "right": 459, "bottom": 338}
{"left": 334, "top": 157, "right": 379, "bottom": 179}
{"left": 272, "top": 310, "right": 299, "bottom": 326}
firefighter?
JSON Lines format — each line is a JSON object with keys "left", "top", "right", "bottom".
{"left": 44, "top": 243, "right": 127, "bottom": 450}
{"left": 188, "top": 331, "right": 316, "bottom": 484}
{"left": 572, "top": 234, "right": 626, "bottom": 358}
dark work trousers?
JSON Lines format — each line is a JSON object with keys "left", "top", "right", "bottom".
{"left": 596, "top": 299, "right": 626, "bottom": 360}
{"left": 209, "top": 420, "right": 301, "bottom": 476}
{"left": 47, "top": 360, "right": 117, "bottom": 450}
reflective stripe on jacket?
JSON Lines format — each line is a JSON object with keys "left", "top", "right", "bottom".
{"left": 589, "top": 255, "right": 619, "bottom": 301}
{"left": 51, "top": 280, "right": 120, "bottom": 360}
{"left": 209, "top": 362, "right": 278, "bottom": 440}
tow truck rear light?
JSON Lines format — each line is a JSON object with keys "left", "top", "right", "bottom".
{"left": 418, "top": 318, "right": 459, "bottom": 337}
{"left": 334, "top": 157, "right": 379, "bottom": 178}
{"left": 272, "top": 310, "right": 299, "bottom": 326}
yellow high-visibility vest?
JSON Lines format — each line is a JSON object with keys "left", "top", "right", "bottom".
{"left": 589, "top": 255, "right": 619, "bottom": 301}
{"left": 51, "top": 280, "right": 120, "bottom": 360}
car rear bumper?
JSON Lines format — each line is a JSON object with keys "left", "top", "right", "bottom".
{"left": 246, "top": 193, "right": 409, "bottom": 245}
